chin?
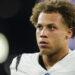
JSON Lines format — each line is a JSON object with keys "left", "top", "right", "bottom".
{"left": 40, "top": 49, "right": 57, "bottom": 57}
{"left": 40, "top": 49, "right": 52, "bottom": 56}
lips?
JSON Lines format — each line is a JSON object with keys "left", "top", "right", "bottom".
{"left": 39, "top": 41, "right": 48, "bottom": 47}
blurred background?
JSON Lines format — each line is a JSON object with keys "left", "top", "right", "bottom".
{"left": 0, "top": 0, "right": 75, "bottom": 75}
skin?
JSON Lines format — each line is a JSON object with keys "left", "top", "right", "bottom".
{"left": 36, "top": 12, "right": 72, "bottom": 68}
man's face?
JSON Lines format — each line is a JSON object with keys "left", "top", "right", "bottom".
{"left": 36, "top": 12, "right": 71, "bottom": 56}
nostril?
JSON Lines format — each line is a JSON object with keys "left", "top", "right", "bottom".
{"left": 40, "top": 35, "right": 47, "bottom": 38}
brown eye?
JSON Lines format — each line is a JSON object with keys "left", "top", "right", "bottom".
{"left": 36, "top": 24, "right": 43, "bottom": 30}
{"left": 48, "top": 25, "right": 56, "bottom": 31}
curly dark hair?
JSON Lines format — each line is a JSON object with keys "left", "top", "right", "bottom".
{"left": 30, "top": 0, "right": 75, "bottom": 38}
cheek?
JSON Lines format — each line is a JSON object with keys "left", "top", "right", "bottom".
{"left": 48, "top": 32, "right": 64, "bottom": 45}
{"left": 36, "top": 30, "right": 39, "bottom": 37}
{"left": 52, "top": 35, "right": 65, "bottom": 46}
{"left": 50, "top": 31, "right": 66, "bottom": 39}
{"left": 36, "top": 30, "right": 40, "bottom": 41}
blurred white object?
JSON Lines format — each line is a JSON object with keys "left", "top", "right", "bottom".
{"left": 0, "top": 33, "right": 9, "bottom": 63}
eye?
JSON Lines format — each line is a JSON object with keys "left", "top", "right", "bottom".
{"left": 36, "top": 24, "right": 43, "bottom": 30}
{"left": 48, "top": 25, "right": 56, "bottom": 31}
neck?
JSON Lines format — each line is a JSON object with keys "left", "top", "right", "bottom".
{"left": 42, "top": 49, "right": 69, "bottom": 68}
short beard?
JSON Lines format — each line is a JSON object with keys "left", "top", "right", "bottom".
{"left": 39, "top": 49, "right": 60, "bottom": 57}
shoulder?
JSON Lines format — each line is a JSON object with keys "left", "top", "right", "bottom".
{"left": 22, "top": 52, "right": 39, "bottom": 60}
{"left": 69, "top": 49, "right": 75, "bottom": 58}
{"left": 21, "top": 52, "right": 40, "bottom": 63}
{"left": 10, "top": 52, "right": 40, "bottom": 71}
{"left": 62, "top": 50, "right": 75, "bottom": 71}
{"left": 65, "top": 49, "right": 75, "bottom": 66}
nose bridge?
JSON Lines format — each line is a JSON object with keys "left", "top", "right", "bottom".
{"left": 40, "top": 27, "right": 47, "bottom": 36}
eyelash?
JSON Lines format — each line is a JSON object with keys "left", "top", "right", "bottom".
{"left": 36, "top": 25, "right": 56, "bottom": 31}
{"left": 48, "top": 25, "right": 56, "bottom": 31}
{"left": 36, "top": 25, "right": 42, "bottom": 29}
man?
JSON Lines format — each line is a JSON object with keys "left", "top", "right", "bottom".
{"left": 10, "top": 0, "right": 75, "bottom": 75}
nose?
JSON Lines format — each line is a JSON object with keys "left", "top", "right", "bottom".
{"left": 40, "top": 28, "right": 48, "bottom": 38}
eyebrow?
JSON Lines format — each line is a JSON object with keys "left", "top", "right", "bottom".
{"left": 36, "top": 23, "right": 55, "bottom": 26}
{"left": 47, "top": 24, "right": 55, "bottom": 26}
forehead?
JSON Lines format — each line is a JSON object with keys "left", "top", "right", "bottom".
{"left": 37, "top": 12, "right": 63, "bottom": 24}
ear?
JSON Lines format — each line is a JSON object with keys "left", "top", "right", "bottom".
{"left": 66, "top": 28, "right": 73, "bottom": 39}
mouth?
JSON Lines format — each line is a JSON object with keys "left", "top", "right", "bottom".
{"left": 39, "top": 41, "right": 48, "bottom": 47}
